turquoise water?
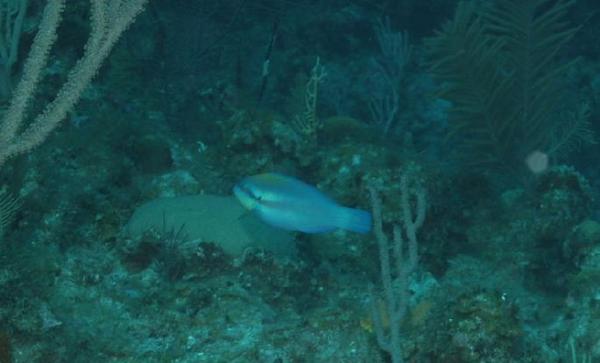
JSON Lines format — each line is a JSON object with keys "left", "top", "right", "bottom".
{"left": 0, "top": 0, "right": 598, "bottom": 362}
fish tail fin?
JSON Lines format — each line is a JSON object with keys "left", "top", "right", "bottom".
{"left": 338, "top": 207, "right": 372, "bottom": 234}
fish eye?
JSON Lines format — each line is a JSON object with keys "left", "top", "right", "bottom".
{"left": 250, "top": 190, "right": 262, "bottom": 201}
{"left": 239, "top": 183, "right": 261, "bottom": 201}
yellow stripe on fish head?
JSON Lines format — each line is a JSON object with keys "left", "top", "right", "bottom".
{"left": 233, "top": 174, "right": 286, "bottom": 211}
{"left": 233, "top": 184, "right": 259, "bottom": 211}
{"left": 247, "top": 173, "right": 289, "bottom": 189}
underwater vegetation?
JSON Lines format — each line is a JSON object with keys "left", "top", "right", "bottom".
{"left": 426, "top": 0, "right": 595, "bottom": 175}
{"left": 0, "top": 0, "right": 599, "bottom": 362}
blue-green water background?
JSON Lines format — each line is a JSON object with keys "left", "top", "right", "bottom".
{"left": 1, "top": 0, "right": 600, "bottom": 362}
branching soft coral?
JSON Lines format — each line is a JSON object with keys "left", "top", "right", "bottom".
{"left": 426, "top": 0, "right": 594, "bottom": 174}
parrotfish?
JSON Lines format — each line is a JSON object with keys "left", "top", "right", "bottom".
{"left": 233, "top": 173, "right": 372, "bottom": 234}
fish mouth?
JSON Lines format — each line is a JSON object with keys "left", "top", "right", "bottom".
{"left": 233, "top": 184, "right": 244, "bottom": 201}
{"left": 233, "top": 184, "right": 256, "bottom": 210}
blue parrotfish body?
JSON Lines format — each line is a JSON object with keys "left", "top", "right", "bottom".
{"left": 233, "top": 173, "right": 372, "bottom": 234}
